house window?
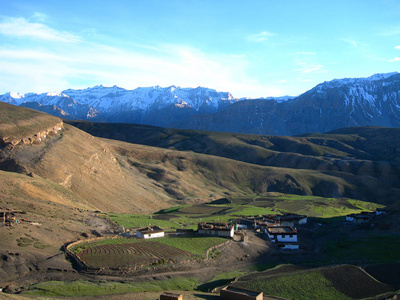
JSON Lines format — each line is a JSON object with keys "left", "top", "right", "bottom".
{"left": 289, "top": 235, "right": 293, "bottom": 238}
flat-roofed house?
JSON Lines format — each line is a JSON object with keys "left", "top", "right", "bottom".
{"left": 266, "top": 226, "right": 299, "bottom": 250}
{"left": 346, "top": 212, "right": 372, "bottom": 223}
{"left": 136, "top": 226, "right": 164, "bottom": 239}
{"left": 254, "top": 213, "right": 307, "bottom": 229}
{"left": 220, "top": 285, "right": 263, "bottom": 300}
{"left": 266, "top": 226, "right": 298, "bottom": 243}
{"left": 279, "top": 213, "right": 307, "bottom": 226}
{"left": 198, "top": 222, "right": 234, "bottom": 238}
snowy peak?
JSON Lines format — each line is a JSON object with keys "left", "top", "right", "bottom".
{"left": 0, "top": 91, "right": 71, "bottom": 106}
{"left": 60, "top": 85, "right": 238, "bottom": 112}
{"left": 321, "top": 72, "right": 400, "bottom": 88}
{"left": 367, "top": 72, "right": 399, "bottom": 81}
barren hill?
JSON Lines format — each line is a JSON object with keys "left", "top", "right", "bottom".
{"left": 68, "top": 121, "right": 400, "bottom": 206}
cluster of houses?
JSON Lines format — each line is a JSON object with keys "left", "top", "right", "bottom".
{"left": 132, "top": 213, "right": 308, "bottom": 251}
{"left": 250, "top": 213, "right": 307, "bottom": 250}
{"left": 345, "top": 208, "right": 387, "bottom": 224}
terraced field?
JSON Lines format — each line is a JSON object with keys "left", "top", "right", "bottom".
{"left": 77, "top": 241, "right": 191, "bottom": 268}
{"left": 71, "top": 236, "right": 226, "bottom": 269}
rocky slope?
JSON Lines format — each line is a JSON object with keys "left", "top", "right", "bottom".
{"left": 174, "top": 72, "right": 400, "bottom": 135}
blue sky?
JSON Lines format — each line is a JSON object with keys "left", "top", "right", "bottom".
{"left": 0, "top": 0, "right": 399, "bottom": 98}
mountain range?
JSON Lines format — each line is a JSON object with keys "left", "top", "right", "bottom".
{"left": 1, "top": 72, "right": 400, "bottom": 135}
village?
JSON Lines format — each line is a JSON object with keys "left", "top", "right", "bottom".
{"left": 112, "top": 208, "right": 391, "bottom": 300}
{"left": 124, "top": 208, "right": 389, "bottom": 251}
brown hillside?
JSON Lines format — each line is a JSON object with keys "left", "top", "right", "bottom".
{"left": 68, "top": 121, "right": 400, "bottom": 206}
{"left": 0, "top": 102, "right": 63, "bottom": 146}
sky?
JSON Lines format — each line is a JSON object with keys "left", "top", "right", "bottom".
{"left": 0, "top": 0, "right": 399, "bottom": 98}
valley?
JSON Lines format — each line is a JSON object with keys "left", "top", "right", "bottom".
{"left": 1, "top": 102, "right": 400, "bottom": 299}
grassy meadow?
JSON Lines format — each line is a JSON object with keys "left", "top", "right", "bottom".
{"left": 23, "top": 278, "right": 199, "bottom": 297}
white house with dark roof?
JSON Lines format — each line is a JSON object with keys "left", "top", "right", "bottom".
{"left": 265, "top": 226, "right": 299, "bottom": 250}
{"left": 136, "top": 226, "right": 164, "bottom": 239}
{"left": 265, "top": 226, "right": 298, "bottom": 243}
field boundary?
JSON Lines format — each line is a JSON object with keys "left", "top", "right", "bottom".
{"left": 65, "top": 236, "right": 123, "bottom": 271}
{"left": 65, "top": 235, "right": 230, "bottom": 275}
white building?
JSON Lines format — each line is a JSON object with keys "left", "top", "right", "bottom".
{"left": 136, "top": 226, "right": 164, "bottom": 239}
{"left": 345, "top": 213, "right": 372, "bottom": 223}
{"left": 265, "top": 226, "right": 298, "bottom": 243}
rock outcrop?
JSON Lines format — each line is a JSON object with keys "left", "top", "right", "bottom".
{"left": 0, "top": 121, "right": 64, "bottom": 148}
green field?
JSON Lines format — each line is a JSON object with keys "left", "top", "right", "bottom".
{"left": 106, "top": 213, "right": 184, "bottom": 230}
{"left": 156, "top": 236, "right": 226, "bottom": 256}
{"left": 233, "top": 265, "right": 396, "bottom": 300}
{"left": 23, "top": 278, "right": 198, "bottom": 297}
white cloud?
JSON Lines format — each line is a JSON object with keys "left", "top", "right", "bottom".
{"left": 0, "top": 36, "right": 278, "bottom": 97}
{"left": 247, "top": 31, "right": 276, "bottom": 43}
{"left": 388, "top": 57, "right": 400, "bottom": 62}
{"left": 0, "top": 16, "right": 80, "bottom": 43}
{"left": 396, "top": 46, "right": 400, "bottom": 50}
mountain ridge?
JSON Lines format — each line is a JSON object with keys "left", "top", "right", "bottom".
{"left": 1, "top": 72, "right": 400, "bottom": 134}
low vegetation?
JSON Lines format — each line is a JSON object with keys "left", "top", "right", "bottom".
{"left": 23, "top": 278, "right": 199, "bottom": 297}
{"left": 233, "top": 265, "right": 397, "bottom": 300}
{"left": 325, "top": 234, "right": 400, "bottom": 264}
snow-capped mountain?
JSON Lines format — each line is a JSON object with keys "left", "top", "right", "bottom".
{"left": 62, "top": 85, "right": 236, "bottom": 112}
{"left": 1, "top": 72, "right": 400, "bottom": 135}
{"left": 0, "top": 85, "right": 238, "bottom": 127}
